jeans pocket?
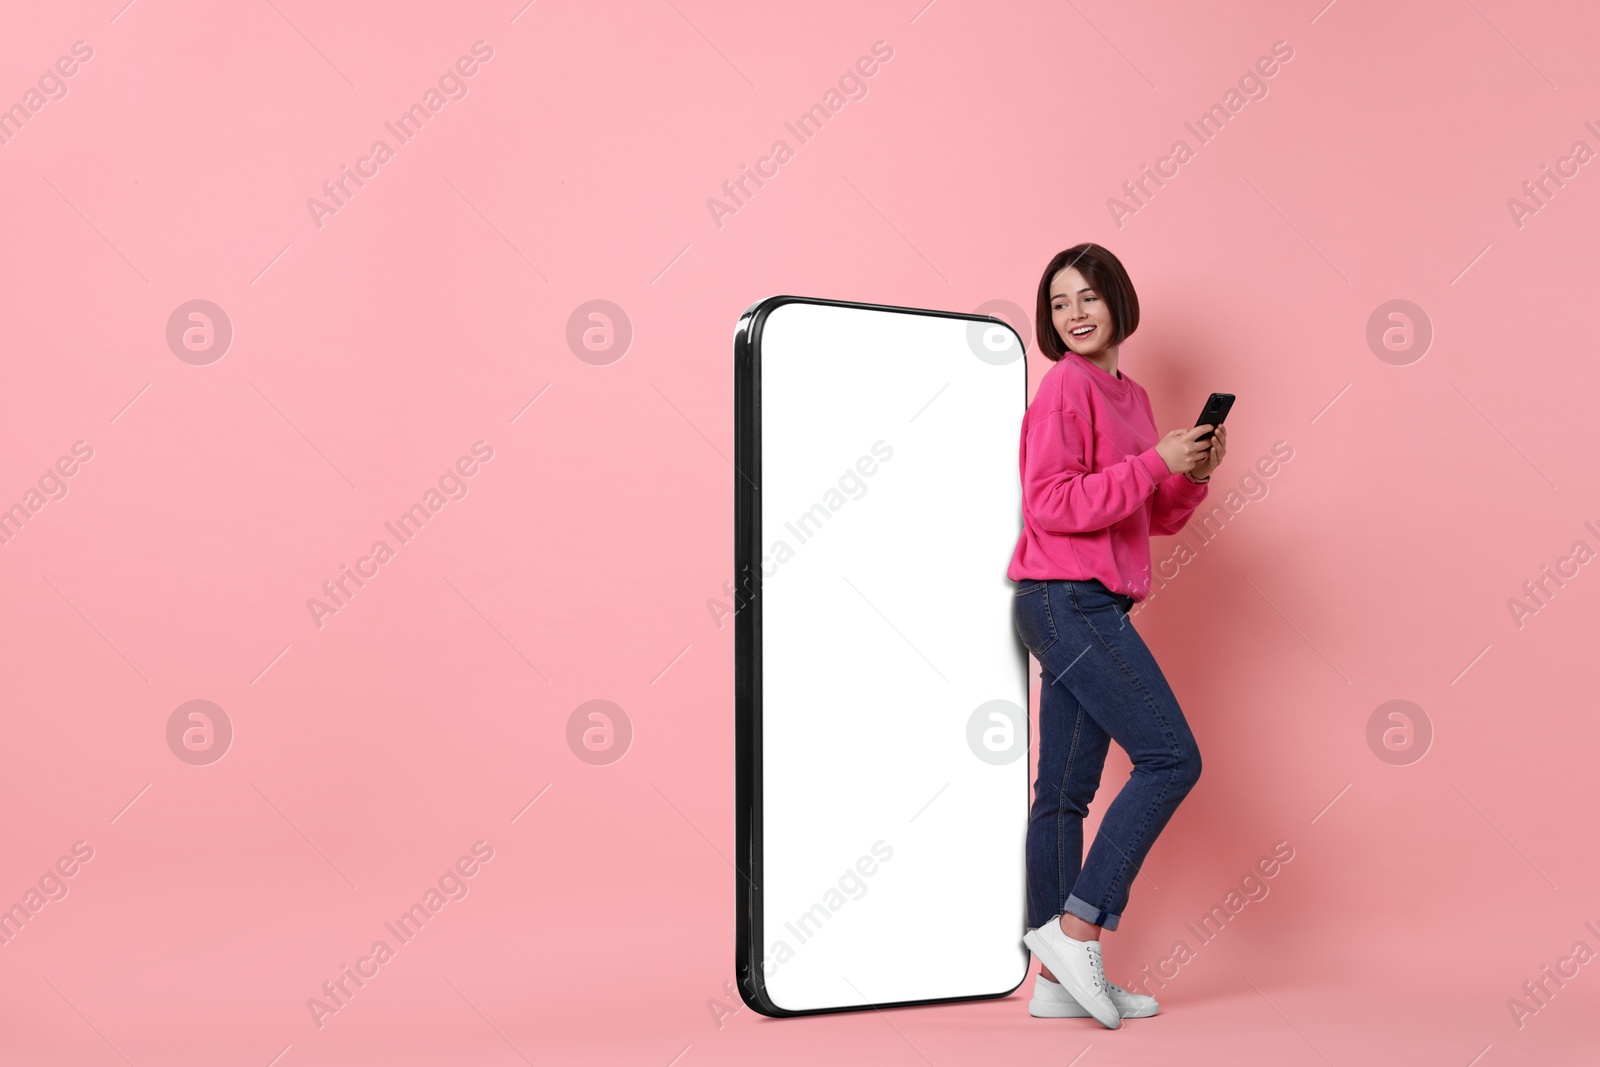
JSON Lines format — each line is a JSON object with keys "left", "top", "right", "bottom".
{"left": 1071, "top": 579, "right": 1131, "bottom": 615}
{"left": 1013, "top": 583, "right": 1060, "bottom": 654}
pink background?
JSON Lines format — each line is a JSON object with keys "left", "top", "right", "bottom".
{"left": 3, "top": 1, "right": 1598, "bottom": 1063}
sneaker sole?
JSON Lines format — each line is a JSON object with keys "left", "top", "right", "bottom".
{"left": 1029, "top": 998, "right": 1160, "bottom": 1020}
{"left": 1022, "top": 929, "right": 1122, "bottom": 1030}
{"left": 1029, "top": 998, "right": 1090, "bottom": 1018}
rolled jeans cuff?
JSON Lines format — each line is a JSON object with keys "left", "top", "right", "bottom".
{"left": 1064, "top": 893, "right": 1122, "bottom": 933}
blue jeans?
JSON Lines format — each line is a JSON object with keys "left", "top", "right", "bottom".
{"left": 1012, "top": 578, "right": 1203, "bottom": 932}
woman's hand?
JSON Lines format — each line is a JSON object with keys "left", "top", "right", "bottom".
{"left": 1185, "top": 424, "right": 1226, "bottom": 481}
{"left": 1155, "top": 425, "right": 1214, "bottom": 476}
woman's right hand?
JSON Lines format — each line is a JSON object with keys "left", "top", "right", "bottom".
{"left": 1155, "top": 426, "right": 1212, "bottom": 475}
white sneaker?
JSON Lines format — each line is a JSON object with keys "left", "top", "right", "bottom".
{"left": 1022, "top": 917, "right": 1121, "bottom": 1029}
{"left": 1029, "top": 974, "right": 1160, "bottom": 1019}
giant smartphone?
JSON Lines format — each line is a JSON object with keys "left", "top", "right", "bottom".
{"left": 733, "top": 295, "right": 1031, "bottom": 1017}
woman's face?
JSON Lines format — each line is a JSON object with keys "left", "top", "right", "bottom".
{"left": 1050, "top": 267, "right": 1114, "bottom": 357}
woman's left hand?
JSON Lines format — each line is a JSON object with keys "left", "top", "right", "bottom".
{"left": 1188, "top": 425, "right": 1226, "bottom": 481}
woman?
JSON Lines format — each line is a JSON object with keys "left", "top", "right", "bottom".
{"left": 1009, "top": 244, "right": 1225, "bottom": 1029}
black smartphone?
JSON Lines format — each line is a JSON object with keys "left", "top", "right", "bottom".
{"left": 1194, "top": 392, "right": 1235, "bottom": 442}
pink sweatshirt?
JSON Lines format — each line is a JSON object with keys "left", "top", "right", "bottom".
{"left": 1006, "top": 351, "right": 1209, "bottom": 601}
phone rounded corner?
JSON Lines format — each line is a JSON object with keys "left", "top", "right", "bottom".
{"left": 735, "top": 295, "right": 805, "bottom": 367}
{"left": 740, "top": 294, "right": 797, "bottom": 319}
{"left": 980, "top": 314, "right": 1027, "bottom": 357}
{"left": 737, "top": 294, "right": 802, "bottom": 331}
{"left": 999, "top": 950, "right": 1033, "bottom": 999}
{"left": 735, "top": 965, "right": 791, "bottom": 1018}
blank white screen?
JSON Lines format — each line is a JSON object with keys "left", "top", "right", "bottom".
{"left": 758, "top": 300, "right": 1029, "bottom": 1012}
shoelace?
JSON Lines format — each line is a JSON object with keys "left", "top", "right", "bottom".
{"left": 1042, "top": 977, "right": 1133, "bottom": 1000}
{"left": 1087, "top": 945, "right": 1108, "bottom": 993}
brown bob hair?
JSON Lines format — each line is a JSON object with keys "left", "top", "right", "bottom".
{"left": 1034, "top": 244, "right": 1140, "bottom": 362}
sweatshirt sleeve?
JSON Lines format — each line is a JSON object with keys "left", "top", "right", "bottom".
{"left": 1150, "top": 472, "right": 1210, "bottom": 536}
{"left": 1023, "top": 406, "right": 1173, "bottom": 535}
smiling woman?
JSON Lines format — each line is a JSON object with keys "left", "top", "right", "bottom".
{"left": 1012, "top": 242, "right": 1222, "bottom": 1027}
